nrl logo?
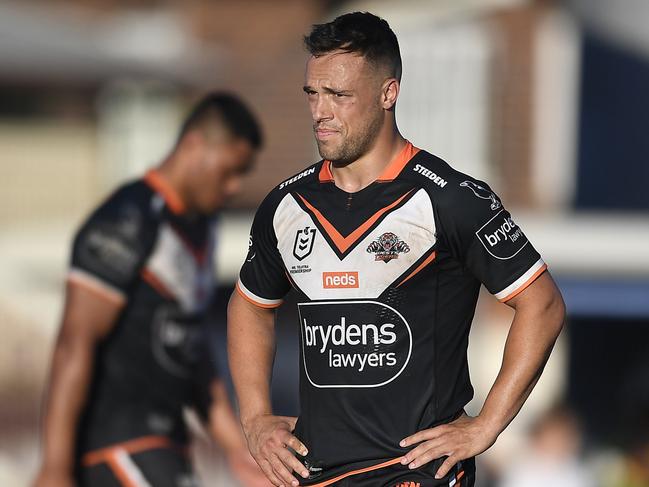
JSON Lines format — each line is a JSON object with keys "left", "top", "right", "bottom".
{"left": 367, "top": 232, "right": 410, "bottom": 263}
{"left": 293, "top": 226, "right": 316, "bottom": 261}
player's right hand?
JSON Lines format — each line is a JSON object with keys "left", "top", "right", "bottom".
{"left": 33, "top": 468, "right": 75, "bottom": 487}
{"left": 242, "top": 414, "right": 310, "bottom": 487}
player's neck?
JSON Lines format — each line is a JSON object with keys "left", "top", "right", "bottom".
{"left": 155, "top": 154, "right": 192, "bottom": 213}
{"left": 331, "top": 129, "right": 406, "bottom": 193}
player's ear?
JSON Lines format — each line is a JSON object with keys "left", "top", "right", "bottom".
{"left": 178, "top": 130, "right": 205, "bottom": 155}
{"left": 381, "top": 78, "right": 399, "bottom": 110}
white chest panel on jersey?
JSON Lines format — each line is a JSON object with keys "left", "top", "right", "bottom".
{"left": 144, "top": 223, "right": 215, "bottom": 313}
{"left": 273, "top": 189, "right": 436, "bottom": 300}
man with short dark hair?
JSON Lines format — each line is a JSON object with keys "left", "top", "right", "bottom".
{"left": 228, "top": 12, "right": 565, "bottom": 487}
{"left": 35, "top": 93, "right": 270, "bottom": 487}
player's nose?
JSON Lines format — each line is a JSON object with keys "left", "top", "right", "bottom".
{"left": 312, "top": 96, "right": 333, "bottom": 123}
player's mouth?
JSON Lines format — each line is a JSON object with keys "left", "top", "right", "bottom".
{"left": 314, "top": 127, "right": 339, "bottom": 140}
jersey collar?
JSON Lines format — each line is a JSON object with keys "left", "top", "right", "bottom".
{"left": 144, "top": 169, "right": 186, "bottom": 214}
{"left": 318, "top": 140, "right": 420, "bottom": 184}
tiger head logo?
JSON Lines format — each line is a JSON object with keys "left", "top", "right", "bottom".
{"left": 367, "top": 232, "right": 410, "bottom": 263}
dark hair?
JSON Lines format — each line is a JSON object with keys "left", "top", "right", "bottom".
{"left": 178, "top": 92, "right": 263, "bottom": 149}
{"left": 304, "top": 12, "right": 402, "bottom": 80}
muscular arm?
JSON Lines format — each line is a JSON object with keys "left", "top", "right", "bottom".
{"left": 227, "top": 291, "right": 276, "bottom": 426}
{"left": 35, "top": 282, "right": 123, "bottom": 486}
{"left": 400, "top": 271, "right": 565, "bottom": 477}
{"left": 475, "top": 271, "right": 565, "bottom": 439}
{"left": 227, "top": 291, "right": 309, "bottom": 487}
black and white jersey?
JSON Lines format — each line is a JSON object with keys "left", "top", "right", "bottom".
{"left": 238, "top": 142, "right": 546, "bottom": 484}
{"left": 69, "top": 170, "right": 218, "bottom": 453}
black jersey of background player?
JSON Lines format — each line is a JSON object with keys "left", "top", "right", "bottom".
{"left": 237, "top": 142, "right": 547, "bottom": 484}
{"left": 69, "top": 169, "right": 218, "bottom": 454}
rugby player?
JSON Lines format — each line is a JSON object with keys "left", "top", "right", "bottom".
{"left": 35, "top": 93, "right": 270, "bottom": 487}
{"left": 228, "top": 12, "right": 565, "bottom": 487}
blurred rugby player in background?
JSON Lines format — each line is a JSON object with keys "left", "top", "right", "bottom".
{"left": 35, "top": 93, "right": 270, "bottom": 487}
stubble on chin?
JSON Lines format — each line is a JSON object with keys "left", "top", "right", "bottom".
{"left": 316, "top": 141, "right": 339, "bottom": 163}
{"left": 315, "top": 110, "right": 383, "bottom": 165}
{"left": 316, "top": 132, "right": 362, "bottom": 166}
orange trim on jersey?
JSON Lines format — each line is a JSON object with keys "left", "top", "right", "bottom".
{"left": 235, "top": 281, "right": 282, "bottom": 309}
{"left": 105, "top": 454, "right": 140, "bottom": 487}
{"left": 319, "top": 160, "right": 335, "bottom": 183}
{"left": 377, "top": 141, "right": 420, "bottom": 182}
{"left": 318, "top": 141, "right": 420, "bottom": 184}
{"left": 307, "top": 457, "right": 404, "bottom": 487}
{"left": 67, "top": 272, "right": 126, "bottom": 307}
{"left": 297, "top": 189, "right": 414, "bottom": 254}
{"left": 143, "top": 169, "right": 186, "bottom": 214}
{"left": 140, "top": 268, "right": 175, "bottom": 300}
{"left": 499, "top": 264, "right": 548, "bottom": 303}
{"left": 455, "top": 470, "right": 464, "bottom": 487}
{"left": 82, "top": 435, "right": 172, "bottom": 466}
{"left": 396, "top": 251, "right": 437, "bottom": 288}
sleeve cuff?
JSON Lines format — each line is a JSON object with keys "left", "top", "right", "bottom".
{"left": 67, "top": 268, "right": 127, "bottom": 306}
{"left": 494, "top": 259, "right": 547, "bottom": 302}
{"left": 235, "top": 278, "right": 283, "bottom": 309}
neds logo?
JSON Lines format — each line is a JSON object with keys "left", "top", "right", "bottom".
{"left": 322, "top": 271, "right": 359, "bottom": 289}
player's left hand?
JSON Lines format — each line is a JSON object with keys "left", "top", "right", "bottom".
{"left": 398, "top": 412, "right": 498, "bottom": 479}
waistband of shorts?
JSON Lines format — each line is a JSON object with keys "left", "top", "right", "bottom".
{"left": 303, "top": 457, "right": 404, "bottom": 487}
{"left": 300, "top": 409, "right": 468, "bottom": 486}
{"left": 81, "top": 435, "right": 186, "bottom": 467}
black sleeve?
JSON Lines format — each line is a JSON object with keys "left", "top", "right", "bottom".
{"left": 237, "top": 193, "right": 291, "bottom": 308}
{"left": 437, "top": 178, "right": 546, "bottom": 302}
{"left": 69, "top": 186, "right": 155, "bottom": 301}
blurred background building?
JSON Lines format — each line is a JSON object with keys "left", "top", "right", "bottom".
{"left": 1, "top": 0, "right": 648, "bottom": 485}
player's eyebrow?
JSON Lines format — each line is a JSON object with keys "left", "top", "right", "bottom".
{"left": 303, "top": 85, "right": 352, "bottom": 95}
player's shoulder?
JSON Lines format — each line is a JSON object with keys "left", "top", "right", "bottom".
{"left": 276, "top": 161, "right": 321, "bottom": 192}
{"left": 257, "top": 161, "right": 322, "bottom": 212}
{"left": 406, "top": 149, "right": 502, "bottom": 210}
{"left": 78, "top": 178, "right": 161, "bottom": 236}
{"left": 405, "top": 150, "right": 475, "bottom": 193}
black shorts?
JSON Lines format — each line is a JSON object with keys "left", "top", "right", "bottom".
{"left": 77, "top": 435, "right": 199, "bottom": 487}
{"left": 304, "top": 457, "right": 475, "bottom": 487}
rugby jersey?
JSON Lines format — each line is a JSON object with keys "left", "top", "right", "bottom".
{"left": 237, "top": 142, "right": 546, "bottom": 484}
{"left": 69, "top": 170, "right": 218, "bottom": 452}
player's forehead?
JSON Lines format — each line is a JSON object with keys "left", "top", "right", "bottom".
{"left": 304, "top": 50, "right": 374, "bottom": 89}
